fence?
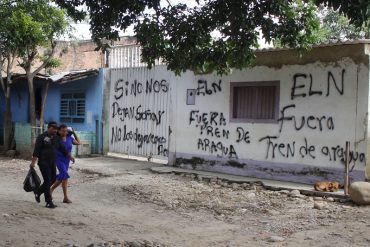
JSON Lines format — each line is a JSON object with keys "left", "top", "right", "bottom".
{"left": 71, "top": 131, "right": 97, "bottom": 156}
{"left": 107, "top": 66, "right": 172, "bottom": 160}
{"left": 31, "top": 126, "right": 44, "bottom": 146}
{"left": 14, "top": 123, "right": 99, "bottom": 157}
{"left": 0, "top": 125, "right": 3, "bottom": 146}
{"left": 1, "top": 124, "right": 13, "bottom": 148}
{"left": 14, "top": 123, "right": 33, "bottom": 157}
{"left": 108, "top": 45, "right": 164, "bottom": 68}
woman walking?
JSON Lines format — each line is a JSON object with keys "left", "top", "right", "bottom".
{"left": 51, "top": 124, "right": 80, "bottom": 203}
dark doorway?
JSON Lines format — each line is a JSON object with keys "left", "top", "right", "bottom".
{"left": 0, "top": 90, "right": 5, "bottom": 145}
{"left": 35, "top": 88, "right": 42, "bottom": 116}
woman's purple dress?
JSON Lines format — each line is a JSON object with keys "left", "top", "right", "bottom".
{"left": 56, "top": 135, "right": 73, "bottom": 180}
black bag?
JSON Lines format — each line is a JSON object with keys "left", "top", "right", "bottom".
{"left": 23, "top": 166, "right": 41, "bottom": 192}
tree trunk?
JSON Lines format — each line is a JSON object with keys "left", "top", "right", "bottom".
{"left": 2, "top": 54, "right": 16, "bottom": 150}
{"left": 3, "top": 86, "right": 12, "bottom": 150}
{"left": 39, "top": 81, "right": 50, "bottom": 129}
{"left": 27, "top": 75, "right": 36, "bottom": 145}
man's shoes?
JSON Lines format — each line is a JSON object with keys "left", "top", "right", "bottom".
{"left": 34, "top": 193, "right": 40, "bottom": 203}
{"left": 45, "top": 202, "right": 57, "bottom": 209}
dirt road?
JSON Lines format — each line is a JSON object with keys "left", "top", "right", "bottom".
{"left": 0, "top": 157, "right": 369, "bottom": 247}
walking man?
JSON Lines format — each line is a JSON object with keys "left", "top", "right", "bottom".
{"left": 30, "top": 121, "right": 75, "bottom": 208}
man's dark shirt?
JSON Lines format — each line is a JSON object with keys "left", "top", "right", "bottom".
{"left": 33, "top": 132, "right": 69, "bottom": 166}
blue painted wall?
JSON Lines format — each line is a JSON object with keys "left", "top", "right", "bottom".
{"left": 0, "top": 81, "right": 30, "bottom": 124}
{"left": 44, "top": 69, "right": 103, "bottom": 133}
{"left": 1, "top": 81, "right": 29, "bottom": 145}
{"left": 11, "top": 82, "right": 29, "bottom": 123}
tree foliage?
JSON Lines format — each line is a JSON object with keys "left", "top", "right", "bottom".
{"left": 13, "top": 0, "right": 68, "bottom": 74}
{"left": 274, "top": 5, "right": 370, "bottom": 48}
{"left": 318, "top": 6, "right": 369, "bottom": 41}
{"left": 0, "top": 1, "right": 19, "bottom": 61}
{"left": 136, "top": 1, "right": 320, "bottom": 74}
{"left": 0, "top": 0, "right": 25, "bottom": 149}
{"left": 0, "top": 0, "right": 69, "bottom": 147}
{"left": 55, "top": 0, "right": 370, "bottom": 74}
{"left": 315, "top": 0, "right": 370, "bottom": 29}
{"left": 1, "top": 0, "right": 70, "bottom": 130}
{"left": 16, "top": 0, "right": 69, "bottom": 128}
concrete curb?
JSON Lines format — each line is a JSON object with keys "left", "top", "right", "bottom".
{"left": 150, "top": 166, "right": 350, "bottom": 200}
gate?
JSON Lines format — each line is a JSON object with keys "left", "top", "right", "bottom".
{"left": 108, "top": 66, "right": 172, "bottom": 161}
{"left": 0, "top": 125, "right": 3, "bottom": 146}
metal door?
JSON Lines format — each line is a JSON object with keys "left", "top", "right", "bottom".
{"left": 108, "top": 66, "right": 171, "bottom": 161}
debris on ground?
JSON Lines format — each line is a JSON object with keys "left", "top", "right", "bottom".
{"left": 1, "top": 157, "right": 370, "bottom": 247}
{"left": 349, "top": 181, "right": 370, "bottom": 205}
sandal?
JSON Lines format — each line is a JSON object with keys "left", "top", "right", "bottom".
{"left": 63, "top": 199, "right": 72, "bottom": 204}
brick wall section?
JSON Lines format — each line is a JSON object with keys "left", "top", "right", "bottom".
{"left": 53, "top": 41, "right": 105, "bottom": 73}
{"left": 12, "top": 36, "right": 137, "bottom": 74}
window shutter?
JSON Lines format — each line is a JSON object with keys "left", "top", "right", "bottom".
{"left": 231, "top": 81, "right": 279, "bottom": 122}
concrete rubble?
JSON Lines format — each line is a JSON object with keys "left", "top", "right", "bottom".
{"left": 349, "top": 182, "right": 370, "bottom": 205}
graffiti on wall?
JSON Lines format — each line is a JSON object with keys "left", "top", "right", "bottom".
{"left": 197, "top": 79, "right": 222, "bottom": 96}
{"left": 110, "top": 77, "right": 170, "bottom": 157}
{"left": 277, "top": 104, "right": 335, "bottom": 133}
{"left": 189, "top": 110, "right": 250, "bottom": 159}
{"left": 112, "top": 103, "right": 165, "bottom": 125}
{"left": 291, "top": 70, "right": 344, "bottom": 100}
{"left": 114, "top": 79, "right": 168, "bottom": 98}
{"left": 190, "top": 70, "right": 366, "bottom": 167}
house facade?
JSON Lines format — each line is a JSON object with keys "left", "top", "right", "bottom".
{"left": 103, "top": 41, "right": 370, "bottom": 184}
{"left": 0, "top": 37, "right": 135, "bottom": 155}
{"left": 42, "top": 70, "right": 104, "bottom": 154}
{"left": 1, "top": 70, "right": 103, "bottom": 156}
{"left": 2, "top": 39, "right": 370, "bottom": 184}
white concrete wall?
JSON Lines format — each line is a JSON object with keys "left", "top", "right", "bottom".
{"left": 171, "top": 58, "right": 369, "bottom": 183}
{"left": 366, "top": 52, "right": 370, "bottom": 180}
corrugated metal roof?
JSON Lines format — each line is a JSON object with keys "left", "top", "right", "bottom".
{"left": 257, "top": 39, "right": 370, "bottom": 53}
{"left": 9, "top": 69, "right": 99, "bottom": 84}
{"left": 49, "top": 69, "right": 99, "bottom": 84}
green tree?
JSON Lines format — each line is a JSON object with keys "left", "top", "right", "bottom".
{"left": 0, "top": 0, "right": 69, "bottom": 146}
{"left": 0, "top": 0, "right": 23, "bottom": 150}
{"left": 55, "top": 0, "right": 370, "bottom": 74}
{"left": 318, "top": 6, "right": 370, "bottom": 41}
{"left": 273, "top": 6, "right": 370, "bottom": 48}
{"left": 13, "top": 0, "right": 69, "bottom": 132}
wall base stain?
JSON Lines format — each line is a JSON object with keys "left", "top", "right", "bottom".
{"left": 173, "top": 152, "right": 365, "bottom": 185}
{"left": 175, "top": 157, "right": 216, "bottom": 169}
{"left": 226, "top": 160, "right": 247, "bottom": 169}
{"left": 256, "top": 166, "right": 331, "bottom": 178}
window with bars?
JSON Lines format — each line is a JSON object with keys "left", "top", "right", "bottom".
{"left": 230, "top": 81, "right": 279, "bottom": 123}
{"left": 60, "top": 92, "right": 86, "bottom": 123}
